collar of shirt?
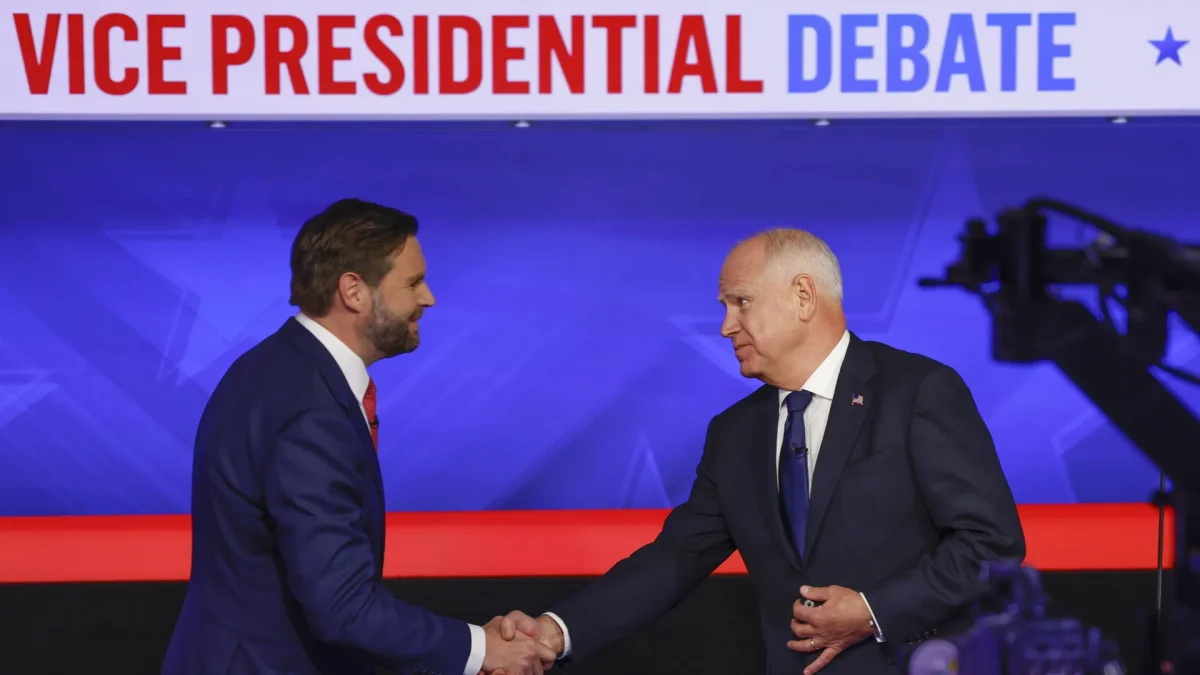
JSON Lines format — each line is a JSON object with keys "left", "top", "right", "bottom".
{"left": 777, "top": 330, "right": 851, "bottom": 408}
{"left": 294, "top": 312, "right": 371, "bottom": 405}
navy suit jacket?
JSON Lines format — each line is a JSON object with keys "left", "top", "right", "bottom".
{"left": 163, "top": 318, "right": 470, "bottom": 675}
{"left": 550, "top": 334, "right": 1025, "bottom": 674}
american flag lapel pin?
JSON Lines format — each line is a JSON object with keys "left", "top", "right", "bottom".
{"left": 851, "top": 393, "right": 864, "bottom": 406}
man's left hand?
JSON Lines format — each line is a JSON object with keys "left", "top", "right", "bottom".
{"left": 787, "top": 585, "right": 875, "bottom": 675}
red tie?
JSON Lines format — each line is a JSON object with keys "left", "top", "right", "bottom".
{"left": 363, "top": 379, "right": 378, "bottom": 451}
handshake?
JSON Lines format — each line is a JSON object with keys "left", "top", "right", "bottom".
{"left": 478, "top": 611, "right": 565, "bottom": 675}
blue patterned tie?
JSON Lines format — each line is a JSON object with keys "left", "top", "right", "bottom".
{"left": 779, "top": 390, "right": 814, "bottom": 559}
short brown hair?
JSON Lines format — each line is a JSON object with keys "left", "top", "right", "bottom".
{"left": 288, "top": 198, "right": 419, "bottom": 316}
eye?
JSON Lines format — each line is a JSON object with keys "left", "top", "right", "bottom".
{"left": 737, "top": 297, "right": 750, "bottom": 308}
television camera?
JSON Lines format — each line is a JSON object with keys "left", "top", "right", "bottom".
{"left": 909, "top": 198, "right": 1200, "bottom": 674}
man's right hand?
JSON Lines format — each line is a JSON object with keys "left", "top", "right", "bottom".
{"left": 480, "top": 618, "right": 557, "bottom": 675}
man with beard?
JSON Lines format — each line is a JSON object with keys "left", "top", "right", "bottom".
{"left": 163, "top": 199, "right": 553, "bottom": 675}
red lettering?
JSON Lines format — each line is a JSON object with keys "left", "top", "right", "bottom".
{"left": 265, "top": 15, "right": 309, "bottom": 95}
{"left": 147, "top": 15, "right": 186, "bottom": 94}
{"left": 13, "top": 14, "right": 59, "bottom": 95}
{"left": 94, "top": 13, "right": 138, "bottom": 95}
{"left": 413, "top": 15, "right": 430, "bottom": 94}
{"left": 439, "top": 16, "right": 482, "bottom": 94}
{"left": 725, "top": 15, "right": 762, "bottom": 93}
{"left": 668, "top": 16, "right": 716, "bottom": 94}
{"left": 644, "top": 15, "right": 659, "bottom": 93}
{"left": 68, "top": 14, "right": 84, "bottom": 93}
{"left": 364, "top": 15, "right": 405, "bottom": 95}
{"left": 317, "top": 15, "right": 355, "bottom": 94}
{"left": 537, "top": 15, "right": 583, "bottom": 94}
{"left": 492, "top": 16, "right": 528, "bottom": 94}
{"left": 592, "top": 15, "right": 635, "bottom": 94}
{"left": 212, "top": 15, "right": 254, "bottom": 95}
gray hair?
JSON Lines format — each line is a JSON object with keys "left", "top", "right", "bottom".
{"left": 755, "top": 228, "right": 843, "bottom": 300}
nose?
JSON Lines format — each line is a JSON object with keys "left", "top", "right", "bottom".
{"left": 720, "top": 307, "right": 739, "bottom": 338}
{"left": 419, "top": 283, "right": 435, "bottom": 308}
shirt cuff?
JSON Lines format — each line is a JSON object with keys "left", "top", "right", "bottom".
{"left": 860, "top": 593, "right": 885, "bottom": 642}
{"left": 463, "top": 623, "right": 486, "bottom": 675}
{"left": 541, "top": 612, "right": 573, "bottom": 658}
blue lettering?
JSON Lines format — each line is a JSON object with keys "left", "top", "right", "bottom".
{"left": 886, "top": 14, "right": 929, "bottom": 92}
{"left": 987, "top": 13, "right": 1032, "bottom": 91}
{"left": 784, "top": 11, "right": 1075, "bottom": 95}
{"left": 936, "top": 14, "right": 986, "bottom": 92}
{"left": 1038, "top": 12, "right": 1075, "bottom": 91}
{"left": 788, "top": 15, "right": 832, "bottom": 93}
{"left": 841, "top": 14, "right": 878, "bottom": 92}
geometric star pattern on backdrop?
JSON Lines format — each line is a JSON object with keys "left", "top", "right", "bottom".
{"left": 0, "top": 369, "right": 57, "bottom": 432}
{"left": 1150, "top": 26, "right": 1189, "bottom": 65}
{"left": 107, "top": 180, "right": 294, "bottom": 381}
{"left": 618, "top": 430, "right": 671, "bottom": 508}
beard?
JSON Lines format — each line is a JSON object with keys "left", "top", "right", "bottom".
{"left": 365, "top": 293, "right": 420, "bottom": 358}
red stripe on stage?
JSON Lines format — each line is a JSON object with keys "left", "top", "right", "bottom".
{"left": 0, "top": 504, "right": 1173, "bottom": 583}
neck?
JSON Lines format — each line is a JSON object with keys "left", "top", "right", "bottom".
{"left": 304, "top": 311, "right": 379, "bottom": 366}
{"left": 767, "top": 318, "right": 846, "bottom": 392}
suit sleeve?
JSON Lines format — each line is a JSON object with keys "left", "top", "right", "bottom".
{"left": 864, "top": 365, "right": 1026, "bottom": 643}
{"left": 549, "top": 420, "right": 736, "bottom": 664}
{"left": 264, "top": 408, "right": 472, "bottom": 674}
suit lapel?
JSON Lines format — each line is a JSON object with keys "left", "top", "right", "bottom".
{"left": 751, "top": 386, "right": 803, "bottom": 572}
{"left": 805, "top": 335, "right": 875, "bottom": 557}
{"left": 279, "top": 318, "right": 386, "bottom": 502}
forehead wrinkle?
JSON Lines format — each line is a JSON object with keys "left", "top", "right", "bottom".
{"left": 719, "top": 279, "right": 753, "bottom": 298}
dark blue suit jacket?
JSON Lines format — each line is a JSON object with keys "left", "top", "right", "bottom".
{"left": 550, "top": 334, "right": 1026, "bottom": 674}
{"left": 163, "top": 318, "right": 470, "bottom": 675}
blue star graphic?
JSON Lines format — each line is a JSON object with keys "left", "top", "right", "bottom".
{"left": 107, "top": 180, "right": 295, "bottom": 381}
{"left": 1150, "top": 27, "right": 1188, "bottom": 65}
{"left": 0, "top": 369, "right": 56, "bottom": 431}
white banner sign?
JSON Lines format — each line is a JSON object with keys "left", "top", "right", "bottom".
{"left": 1, "top": 0, "right": 1196, "bottom": 119}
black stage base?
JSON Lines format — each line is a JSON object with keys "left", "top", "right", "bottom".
{"left": 0, "top": 571, "right": 1165, "bottom": 674}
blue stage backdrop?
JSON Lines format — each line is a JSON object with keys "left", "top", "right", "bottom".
{"left": 0, "top": 119, "right": 1197, "bottom": 516}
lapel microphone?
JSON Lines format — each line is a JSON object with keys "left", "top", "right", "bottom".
{"left": 369, "top": 417, "right": 379, "bottom": 429}
{"left": 791, "top": 444, "right": 807, "bottom": 458}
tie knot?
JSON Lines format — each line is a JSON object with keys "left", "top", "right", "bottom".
{"left": 785, "top": 390, "right": 813, "bottom": 414}
{"left": 364, "top": 379, "right": 376, "bottom": 402}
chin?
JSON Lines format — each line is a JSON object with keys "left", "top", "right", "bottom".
{"left": 737, "top": 360, "right": 762, "bottom": 379}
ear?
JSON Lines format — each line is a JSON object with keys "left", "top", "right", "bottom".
{"left": 336, "top": 272, "right": 371, "bottom": 314}
{"left": 792, "top": 274, "right": 818, "bottom": 320}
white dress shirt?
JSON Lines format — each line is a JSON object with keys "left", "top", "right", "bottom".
{"left": 775, "top": 330, "right": 884, "bottom": 642}
{"left": 294, "top": 313, "right": 487, "bottom": 675}
{"left": 544, "top": 330, "right": 882, "bottom": 659}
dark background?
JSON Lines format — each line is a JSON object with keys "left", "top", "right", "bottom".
{"left": 0, "top": 570, "right": 1166, "bottom": 674}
